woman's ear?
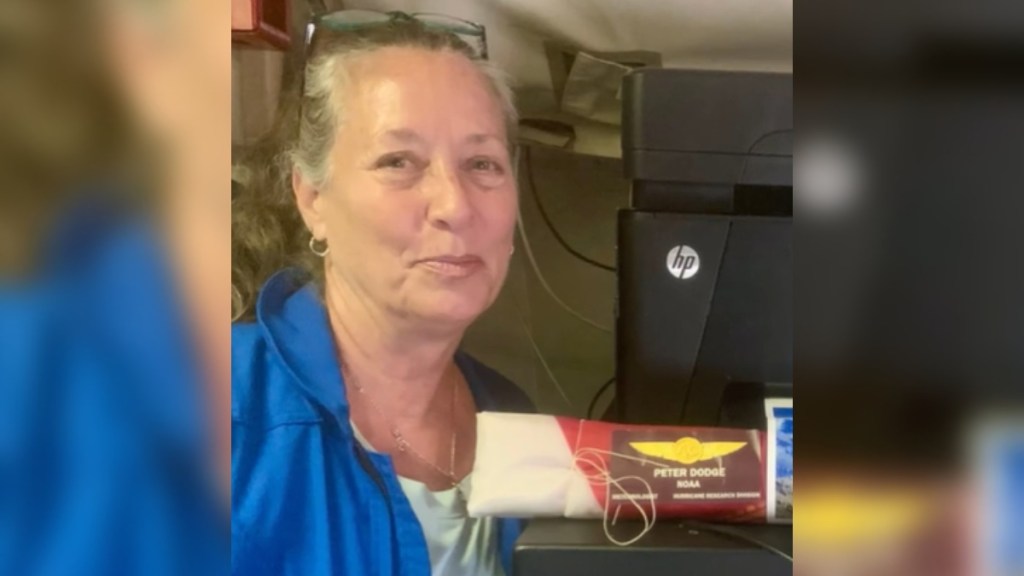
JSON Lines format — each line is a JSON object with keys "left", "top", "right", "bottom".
{"left": 292, "top": 168, "right": 327, "bottom": 238}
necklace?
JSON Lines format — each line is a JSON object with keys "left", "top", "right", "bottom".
{"left": 345, "top": 363, "right": 460, "bottom": 488}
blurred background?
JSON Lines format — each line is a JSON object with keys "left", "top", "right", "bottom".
{"left": 796, "top": 0, "right": 1024, "bottom": 574}
{"left": 2, "top": 1, "right": 230, "bottom": 574}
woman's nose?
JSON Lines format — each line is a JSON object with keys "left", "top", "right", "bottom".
{"left": 425, "top": 162, "right": 473, "bottom": 231}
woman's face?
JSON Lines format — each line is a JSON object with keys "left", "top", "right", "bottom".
{"left": 298, "top": 47, "right": 517, "bottom": 329}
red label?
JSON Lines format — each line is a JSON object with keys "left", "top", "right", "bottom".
{"left": 556, "top": 418, "right": 768, "bottom": 523}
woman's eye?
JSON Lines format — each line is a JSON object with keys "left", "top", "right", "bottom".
{"left": 375, "top": 154, "right": 414, "bottom": 170}
{"left": 469, "top": 158, "right": 502, "bottom": 173}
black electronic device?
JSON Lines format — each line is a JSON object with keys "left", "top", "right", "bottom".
{"left": 616, "top": 68, "right": 793, "bottom": 426}
{"left": 513, "top": 67, "right": 794, "bottom": 576}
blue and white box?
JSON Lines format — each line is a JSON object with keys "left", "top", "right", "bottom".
{"left": 765, "top": 398, "right": 793, "bottom": 523}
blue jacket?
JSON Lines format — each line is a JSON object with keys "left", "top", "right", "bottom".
{"left": 0, "top": 204, "right": 224, "bottom": 576}
{"left": 231, "top": 270, "right": 534, "bottom": 576}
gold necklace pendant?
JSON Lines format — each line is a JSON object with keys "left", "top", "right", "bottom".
{"left": 347, "top": 364, "right": 460, "bottom": 487}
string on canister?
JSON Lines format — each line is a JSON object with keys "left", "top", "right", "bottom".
{"left": 569, "top": 420, "right": 669, "bottom": 546}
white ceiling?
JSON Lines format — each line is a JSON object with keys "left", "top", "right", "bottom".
{"left": 337, "top": 0, "right": 793, "bottom": 87}
{"left": 328, "top": 0, "right": 792, "bottom": 156}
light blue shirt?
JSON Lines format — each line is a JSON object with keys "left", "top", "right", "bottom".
{"left": 232, "top": 269, "right": 534, "bottom": 576}
{"left": 352, "top": 424, "right": 505, "bottom": 576}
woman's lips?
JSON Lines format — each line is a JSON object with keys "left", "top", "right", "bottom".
{"left": 417, "top": 255, "right": 484, "bottom": 277}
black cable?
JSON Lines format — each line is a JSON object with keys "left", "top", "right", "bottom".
{"left": 675, "top": 128, "right": 794, "bottom": 420}
{"left": 523, "top": 146, "right": 617, "bottom": 273}
{"left": 586, "top": 377, "right": 616, "bottom": 420}
{"left": 682, "top": 520, "right": 793, "bottom": 563}
{"left": 735, "top": 128, "right": 794, "bottom": 185}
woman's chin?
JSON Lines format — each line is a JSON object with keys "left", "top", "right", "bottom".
{"left": 412, "top": 292, "right": 491, "bottom": 326}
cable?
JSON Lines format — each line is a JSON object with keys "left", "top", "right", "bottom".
{"left": 513, "top": 145, "right": 612, "bottom": 332}
{"left": 682, "top": 520, "right": 793, "bottom": 563}
{"left": 515, "top": 205, "right": 612, "bottom": 333}
{"left": 513, "top": 302, "right": 574, "bottom": 410}
{"left": 586, "top": 377, "right": 616, "bottom": 420}
{"left": 674, "top": 128, "right": 794, "bottom": 419}
{"left": 736, "top": 128, "right": 794, "bottom": 185}
{"left": 523, "top": 146, "right": 617, "bottom": 273}
{"left": 516, "top": 210, "right": 613, "bottom": 332}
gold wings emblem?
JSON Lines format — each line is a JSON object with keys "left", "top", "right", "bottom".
{"left": 630, "top": 437, "right": 747, "bottom": 465}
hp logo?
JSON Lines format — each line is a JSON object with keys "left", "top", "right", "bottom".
{"left": 666, "top": 245, "right": 700, "bottom": 279}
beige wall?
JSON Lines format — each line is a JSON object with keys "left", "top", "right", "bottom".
{"left": 232, "top": 0, "right": 349, "bottom": 147}
{"left": 232, "top": 48, "right": 284, "bottom": 146}
{"left": 463, "top": 145, "right": 626, "bottom": 418}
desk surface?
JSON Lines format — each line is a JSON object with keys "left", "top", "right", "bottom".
{"left": 515, "top": 518, "right": 792, "bottom": 576}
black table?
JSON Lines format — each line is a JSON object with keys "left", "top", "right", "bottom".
{"left": 514, "top": 518, "right": 792, "bottom": 576}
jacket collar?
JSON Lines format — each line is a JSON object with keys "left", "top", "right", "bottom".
{"left": 255, "top": 269, "right": 500, "bottom": 422}
{"left": 256, "top": 269, "right": 348, "bottom": 421}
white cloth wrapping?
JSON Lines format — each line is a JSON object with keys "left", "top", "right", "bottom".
{"left": 468, "top": 412, "right": 602, "bottom": 519}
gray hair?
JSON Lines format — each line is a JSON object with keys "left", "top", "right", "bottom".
{"left": 292, "top": 26, "right": 517, "bottom": 188}
{"left": 232, "top": 19, "right": 518, "bottom": 321}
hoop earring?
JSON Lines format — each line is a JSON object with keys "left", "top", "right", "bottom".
{"left": 309, "top": 236, "right": 330, "bottom": 257}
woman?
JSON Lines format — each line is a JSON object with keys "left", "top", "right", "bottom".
{"left": 231, "top": 14, "right": 533, "bottom": 576}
